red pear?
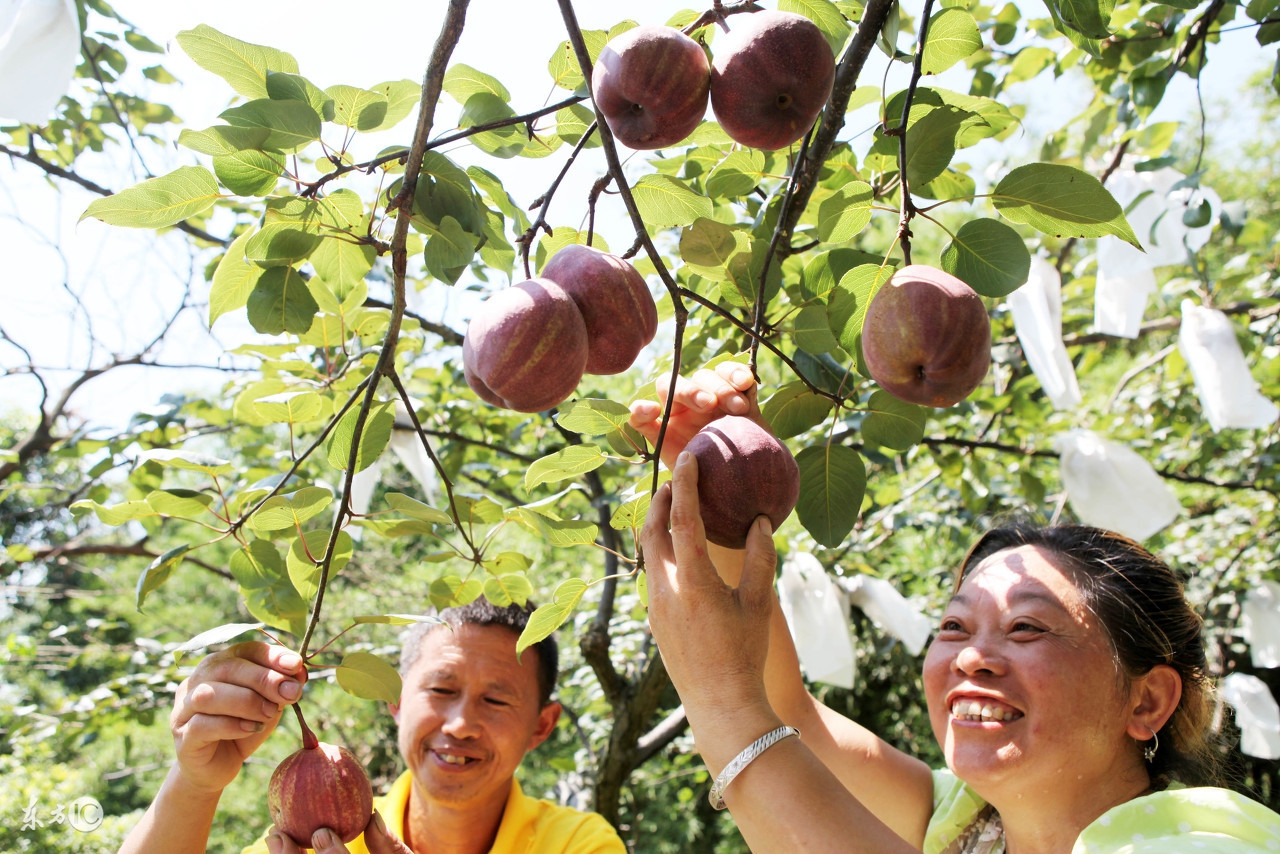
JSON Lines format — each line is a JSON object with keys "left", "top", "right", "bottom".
{"left": 540, "top": 245, "right": 658, "bottom": 375}
{"left": 592, "top": 26, "right": 710, "bottom": 150}
{"left": 462, "top": 278, "right": 589, "bottom": 413}
{"left": 861, "top": 265, "right": 992, "bottom": 408}
{"left": 267, "top": 730, "right": 373, "bottom": 849}
{"left": 686, "top": 415, "right": 799, "bottom": 549}
{"left": 709, "top": 11, "right": 835, "bottom": 151}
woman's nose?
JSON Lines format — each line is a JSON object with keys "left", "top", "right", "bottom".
{"left": 954, "top": 640, "right": 1005, "bottom": 676}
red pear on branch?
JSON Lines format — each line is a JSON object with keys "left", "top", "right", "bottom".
{"left": 592, "top": 25, "right": 711, "bottom": 150}
{"left": 268, "top": 719, "right": 373, "bottom": 849}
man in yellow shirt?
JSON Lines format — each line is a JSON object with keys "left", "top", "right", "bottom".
{"left": 118, "top": 600, "right": 625, "bottom": 854}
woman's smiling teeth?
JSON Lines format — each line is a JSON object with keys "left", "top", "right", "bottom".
{"left": 951, "top": 699, "right": 1020, "bottom": 722}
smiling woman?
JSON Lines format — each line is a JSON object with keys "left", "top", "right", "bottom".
{"left": 635, "top": 362, "right": 1280, "bottom": 854}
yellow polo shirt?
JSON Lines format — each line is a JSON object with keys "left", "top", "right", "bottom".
{"left": 242, "top": 770, "right": 625, "bottom": 853}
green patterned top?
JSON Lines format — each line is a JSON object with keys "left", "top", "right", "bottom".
{"left": 926, "top": 770, "right": 1280, "bottom": 853}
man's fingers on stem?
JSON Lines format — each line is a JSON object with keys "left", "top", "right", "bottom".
{"left": 198, "top": 653, "right": 305, "bottom": 708}
{"left": 182, "top": 681, "right": 286, "bottom": 726}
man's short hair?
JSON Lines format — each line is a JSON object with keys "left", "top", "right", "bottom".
{"left": 399, "top": 598, "right": 559, "bottom": 707}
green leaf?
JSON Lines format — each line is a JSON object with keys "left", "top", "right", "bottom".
{"left": 483, "top": 573, "right": 534, "bottom": 607}
{"left": 443, "top": 63, "right": 511, "bottom": 104}
{"left": 213, "top": 150, "right": 284, "bottom": 196}
{"left": 175, "top": 24, "right": 299, "bottom": 100}
{"left": 210, "top": 230, "right": 262, "bottom": 326}
{"left": 940, "top": 218, "right": 1031, "bottom": 298}
{"left": 795, "top": 444, "right": 866, "bottom": 548}
{"left": 386, "top": 493, "right": 453, "bottom": 525}
{"left": 556, "top": 399, "right": 632, "bottom": 435}
{"left": 178, "top": 125, "right": 271, "bottom": 156}
{"left": 145, "top": 489, "right": 214, "bottom": 518}
{"left": 905, "top": 106, "right": 966, "bottom": 187}
{"left": 1042, "top": 0, "right": 1114, "bottom": 39}
{"left": 328, "top": 400, "right": 396, "bottom": 473}
{"left": 779, "top": 0, "right": 851, "bottom": 54}
{"left": 818, "top": 181, "right": 874, "bottom": 243}
{"left": 680, "top": 218, "right": 747, "bottom": 281}
{"left": 451, "top": 495, "right": 505, "bottom": 527}
{"left": 252, "top": 390, "right": 324, "bottom": 425}
{"left": 172, "top": 622, "right": 265, "bottom": 664}
{"left": 524, "top": 445, "right": 607, "bottom": 490}
{"left": 517, "top": 578, "right": 589, "bottom": 656}
{"left": 992, "top": 163, "right": 1138, "bottom": 246}
{"left": 548, "top": 31, "right": 608, "bottom": 90}
{"left": 861, "top": 391, "right": 927, "bottom": 450}
{"left": 246, "top": 267, "right": 318, "bottom": 335}
{"left": 507, "top": 507, "right": 599, "bottom": 546}
{"left": 81, "top": 166, "right": 220, "bottom": 229}
{"left": 287, "top": 530, "right": 353, "bottom": 602}
{"left": 326, "top": 84, "right": 389, "bottom": 131}
{"left": 423, "top": 216, "right": 477, "bottom": 284}
{"left": 761, "top": 382, "right": 835, "bottom": 440}
{"left": 632, "top": 174, "right": 714, "bottom": 228}
{"left": 252, "top": 486, "right": 333, "bottom": 532}
{"left": 136, "top": 545, "right": 193, "bottom": 610}
{"left": 827, "top": 264, "right": 895, "bottom": 374}
{"left": 556, "top": 103, "right": 598, "bottom": 146}
{"left": 368, "top": 79, "right": 420, "bottom": 131}
{"left": 794, "top": 304, "right": 842, "bottom": 354}
{"left": 485, "top": 552, "right": 532, "bottom": 576}
{"left": 611, "top": 493, "right": 651, "bottom": 530}
{"left": 135, "top": 448, "right": 234, "bottom": 475}
{"left": 72, "top": 499, "right": 156, "bottom": 526}
{"left": 800, "top": 248, "right": 879, "bottom": 300}
{"left": 311, "top": 237, "right": 376, "bottom": 288}
{"left": 219, "top": 99, "right": 321, "bottom": 153}
{"left": 352, "top": 614, "right": 445, "bottom": 626}
{"left": 265, "top": 72, "right": 335, "bottom": 121}
{"left": 336, "top": 652, "right": 402, "bottom": 703}
{"left": 231, "top": 540, "right": 308, "bottom": 637}
{"left": 920, "top": 9, "right": 982, "bottom": 74}
{"left": 245, "top": 222, "right": 322, "bottom": 267}
{"left": 429, "top": 576, "right": 485, "bottom": 609}
{"left": 705, "top": 149, "right": 767, "bottom": 198}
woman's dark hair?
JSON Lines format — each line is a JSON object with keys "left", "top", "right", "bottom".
{"left": 399, "top": 599, "right": 559, "bottom": 707}
{"left": 958, "top": 520, "right": 1223, "bottom": 787}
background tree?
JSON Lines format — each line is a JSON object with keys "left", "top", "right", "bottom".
{"left": 2, "top": 0, "right": 1279, "bottom": 851}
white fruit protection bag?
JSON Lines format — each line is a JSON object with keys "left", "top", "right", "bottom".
{"left": 1177, "top": 299, "right": 1279, "bottom": 432}
{"left": 778, "top": 552, "right": 855, "bottom": 689}
{"left": 0, "top": 0, "right": 79, "bottom": 122}
{"left": 1220, "top": 673, "right": 1280, "bottom": 760}
{"left": 348, "top": 403, "right": 440, "bottom": 540}
{"left": 1052, "top": 429, "right": 1181, "bottom": 541}
{"left": 1008, "top": 256, "right": 1082, "bottom": 410}
{"left": 1093, "top": 167, "right": 1221, "bottom": 337}
{"left": 836, "top": 574, "right": 932, "bottom": 656}
{"left": 1242, "top": 580, "right": 1280, "bottom": 670}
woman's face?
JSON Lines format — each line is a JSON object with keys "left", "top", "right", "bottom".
{"left": 922, "top": 544, "right": 1143, "bottom": 800}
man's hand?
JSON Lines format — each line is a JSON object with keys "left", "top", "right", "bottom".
{"left": 266, "top": 812, "right": 411, "bottom": 854}
{"left": 628, "top": 361, "right": 763, "bottom": 469}
{"left": 171, "top": 641, "right": 307, "bottom": 796}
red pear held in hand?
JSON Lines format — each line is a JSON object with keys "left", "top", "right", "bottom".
{"left": 686, "top": 415, "right": 799, "bottom": 549}
{"left": 709, "top": 11, "right": 835, "bottom": 151}
{"left": 592, "top": 25, "right": 711, "bottom": 150}
{"left": 540, "top": 245, "right": 658, "bottom": 375}
{"left": 268, "top": 722, "right": 373, "bottom": 849}
{"left": 861, "top": 265, "right": 992, "bottom": 408}
{"left": 462, "top": 278, "right": 589, "bottom": 413}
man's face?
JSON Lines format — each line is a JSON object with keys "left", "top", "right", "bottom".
{"left": 393, "top": 623, "right": 560, "bottom": 812}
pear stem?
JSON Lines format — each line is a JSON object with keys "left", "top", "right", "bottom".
{"left": 291, "top": 703, "right": 319, "bottom": 750}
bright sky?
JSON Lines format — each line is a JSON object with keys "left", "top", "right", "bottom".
{"left": 0, "top": 0, "right": 1268, "bottom": 435}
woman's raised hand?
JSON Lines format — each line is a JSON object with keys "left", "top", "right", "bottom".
{"left": 643, "top": 451, "right": 781, "bottom": 739}
{"left": 628, "top": 361, "right": 763, "bottom": 469}
{"left": 170, "top": 641, "right": 308, "bottom": 795}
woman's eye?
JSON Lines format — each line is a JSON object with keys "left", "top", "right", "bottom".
{"left": 938, "top": 618, "right": 964, "bottom": 632}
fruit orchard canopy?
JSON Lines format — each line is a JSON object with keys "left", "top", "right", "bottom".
{"left": 0, "top": 0, "right": 79, "bottom": 122}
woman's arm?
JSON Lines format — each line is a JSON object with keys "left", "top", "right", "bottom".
{"left": 632, "top": 363, "right": 935, "bottom": 846}
{"left": 644, "top": 455, "right": 930, "bottom": 851}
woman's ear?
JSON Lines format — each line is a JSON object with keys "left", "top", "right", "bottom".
{"left": 1126, "top": 664, "right": 1182, "bottom": 741}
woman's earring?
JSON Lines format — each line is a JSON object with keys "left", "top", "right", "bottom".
{"left": 1142, "top": 725, "right": 1159, "bottom": 762}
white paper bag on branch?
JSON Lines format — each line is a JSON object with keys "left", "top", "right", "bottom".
{"left": 1098, "top": 168, "right": 1221, "bottom": 272}
{"left": 837, "top": 574, "right": 932, "bottom": 656}
{"left": 1242, "top": 581, "right": 1280, "bottom": 669}
{"left": 1178, "top": 299, "right": 1279, "bottom": 432}
{"left": 1008, "top": 256, "right": 1082, "bottom": 410}
{"left": 1053, "top": 429, "right": 1181, "bottom": 541}
{"left": 778, "top": 552, "right": 855, "bottom": 689}
{"left": 1094, "top": 246, "right": 1157, "bottom": 338}
{"left": 1220, "top": 673, "right": 1280, "bottom": 760}
{"left": 0, "top": 0, "right": 79, "bottom": 123}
